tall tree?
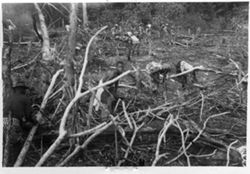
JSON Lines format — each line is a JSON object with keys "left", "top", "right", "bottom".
{"left": 65, "top": 3, "right": 78, "bottom": 87}
{"left": 82, "top": 3, "right": 88, "bottom": 27}
{"left": 34, "top": 3, "right": 52, "bottom": 61}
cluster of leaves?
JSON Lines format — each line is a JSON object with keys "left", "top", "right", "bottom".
{"left": 86, "top": 2, "right": 248, "bottom": 32}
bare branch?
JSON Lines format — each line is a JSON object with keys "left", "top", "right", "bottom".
{"left": 14, "top": 69, "right": 64, "bottom": 166}
{"left": 165, "top": 112, "right": 230, "bottom": 165}
{"left": 122, "top": 101, "right": 133, "bottom": 129}
{"left": 226, "top": 140, "right": 238, "bottom": 166}
{"left": 174, "top": 120, "right": 191, "bottom": 166}
{"left": 152, "top": 114, "right": 174, "bottom": 166}
{"left": 118, "top": 121, "right": 145, "bottom": 166}
{"left": 11, "top": 52, "right": 41, "bottom": 71}
{"left": 189, "top": 149, "right": 217, "bottom": 158}
{"left": 58, "top": 118, "right": 118, "bottom": 166}
{"left": 77, "top": 26, "right": 108, "bottom": 94}
{"left": 199, "top": 92, "right": 204, "bottom": 122}
{"left": 36, "top": 26, "right": 117, "bottom": 166}
{"left": 69, "top": 122, "right": 106, "bottom": 138}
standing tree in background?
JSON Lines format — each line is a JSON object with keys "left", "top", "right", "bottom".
{"left": 63, "top": 3, "right": 79, "bottom": 157}
{"left": 34, "top": 3, "right": 52, "bottom": 61}
{"left": 65, "top": 3, "right": 78, "bottom": 88}
{"left": 82, "top": 3, "right": 88, "bottom": 27}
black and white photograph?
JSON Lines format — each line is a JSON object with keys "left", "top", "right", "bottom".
{"left": 0, "top": 1, "right": 248, "bottom": 169}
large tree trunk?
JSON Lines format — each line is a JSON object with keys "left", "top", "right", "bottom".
{"left": 2, "top": 18, "right": 14, "bottom": 167}
{"left": 64, "top": 3, "right": 79, "bottom": 154}
{"left": 82, "top": 3, "right": 88, "bottom": 27}
{"left": 65, "top": 3, "right": 78, "bottom": 87}
{"left": 34, "top": 3, "right": 52, "bottom": 61}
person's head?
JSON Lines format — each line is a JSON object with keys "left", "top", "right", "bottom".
{"left": 12, "top": 81, "right": 29, "bottom": 95}
{"left": 116, "top": 61, "right": 124, "bottom": 73}
{"left": 13, "top": 86, "right": 27, "bottom": 95}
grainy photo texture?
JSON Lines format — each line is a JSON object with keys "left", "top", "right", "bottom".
{"left": 1, "top": 2, "right": 248, "bottom": 167}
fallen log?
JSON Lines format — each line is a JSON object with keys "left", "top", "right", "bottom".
{"left": 3, "top": 41, "right": 40, "bottom": 45}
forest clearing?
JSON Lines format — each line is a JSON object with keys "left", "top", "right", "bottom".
{"left": 1, "top": 2, "right": 248, "bottom": 167}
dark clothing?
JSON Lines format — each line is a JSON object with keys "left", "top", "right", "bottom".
{"left": 150, "top": 64, "right": 171, "bottom": 86}
{"left": 103, "top": 70, "right": 121, "bottom": 95}
{"left": 101, "top": 70, "right": 122, "bottom": 114}
{"left": 4, "top": 93, "right": 33, "bottom": 123}
{"left": 3, "top": 92, "right": 33, "bottom": 166}
{"left": 176, "top": 61, "right": 197, "bottom": 89}
{"left": 127, "top": 43, "right": 140, "bottom": 61}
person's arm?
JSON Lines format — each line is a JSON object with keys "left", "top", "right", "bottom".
{"left": 151, "top": 72, "right": 161, "bottom": 84}
{"left": 103, "top": 71, "right": 119, "bottom": 83}
{"left": 3, "top": 97, "right": 11, "bottom": 117}
{"left": 103, "top": 71, "right": 112, "bottom": 82}
{"left": 24, "top": 97, "right": 34, "bottom": 123}
{"left": 103, "top": 71, "right": 115, "bottom": 90}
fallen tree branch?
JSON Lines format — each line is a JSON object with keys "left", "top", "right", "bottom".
{"left": 14, "top": 69, "right": 64, "bottom": 167}
{"left": 3, "top": 41, "right": 40, "bottom": 45}
{"left": 11, "top": 52, "right": 41, "bottom": 71}
{"left": 58, "top": 117, "right": 118, "bottom": 166}
{"left": 122, "top": 101, "right": 133, "bottom": 129}
{"left": 69, "top": 122, "right": 106, "bottom": 138}
{"left": 118, "top": 117, "right": 145, "bottom": 166}
{"left": 152, "top": 114, "right": 174, "bottom": 166}
{"left": 35, "top": 26, "right": 109, "bottom": 166}
{"left": 165, "top": 112, "right": 229, "bottom": 165}
{"left": 174, "top": 120, "right": 191, "bottom": 166}
{"left": 173, "top": 41, "right": 188, "bottom": 48}
{"left": 199, "top": 92, "right": 204, "bottom": 122}
{"left": 77, "top": 25, "right": 108, "bottom": 94}
{"left": 169, "top": 66, "right": 219, "bottom": 79}
{"left": 189, "top": 149, "right": 217, "bottom": 158}
{"left": 226, "top": 140, "right": 238, "bottom": 166}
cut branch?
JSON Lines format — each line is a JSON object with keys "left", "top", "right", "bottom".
{"left": 58, "top": 118, "right": 118, "bottom": 166}
{"left": 152, "top": 114, "right": 174, "bottom": 166}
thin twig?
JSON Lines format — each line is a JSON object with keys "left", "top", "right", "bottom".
{"left": 174, "top": 120, "right": 191, "bottom": 166}
{"left": 199, "top": 92, "right": 204, "bottom": 122}
{"left": 58, "top": 118, "right": 118, "bottom": 166}
{"left": 69, "top": 122, "right": 106, "bottom": 138}
{"left": 226, "top": 140, "right": 238, "bottom": 166}
{"left": 165, "top": 112, "right": 229, "bottom": 165}
{"left": 188, "top": 149, "right": 217, "bottom": 158}
{"left": 122, "top": 101, "right": 133, "bottom": 129}
{"left": 118, "top": 120, "right": 145, "bottom": 166}
{"left": 11, "top": 52, "right": 41, "bottom": 71}
{"left": 77, "top": 26, "right": 108, "bottom": 94}
{"left": 152, "top": 114, "right": 174, "bottom": 166}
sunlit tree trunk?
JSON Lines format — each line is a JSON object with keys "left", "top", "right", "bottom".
{"left": 82, "top": 3, "right": 88, "bottom": 27}
{"left": 64, "top": 3, "right": 78, "bottom": 153}
{"left": 65, "top": 3, "right": 78, "bottom": 87}
{"left": 34, "top": 3, "right": 52, "bottom": 61}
